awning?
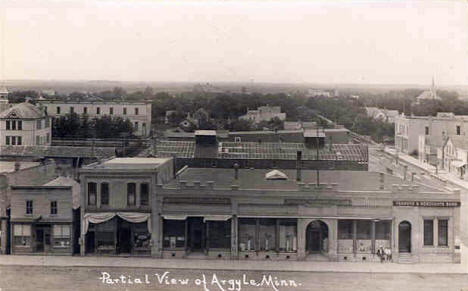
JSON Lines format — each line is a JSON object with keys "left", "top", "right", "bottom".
{"left": 203, "top": 215, "right": 232, "bottom": 222}
{"left": 82, "top": 212, "right": 151, "bottom": 235}
{"left": 452, "top": 160, "right": 466, "bottom": 168}
{"left": 162, "top": 214, "right": 187, "bottom": 220}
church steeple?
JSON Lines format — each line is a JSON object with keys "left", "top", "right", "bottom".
{"left": 431, "top": 75, "right": 437, "bottom": 99}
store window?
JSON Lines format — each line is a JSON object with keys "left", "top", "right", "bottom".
{"left": 14, "top": 224, "right": 31, "bottom": 247}
{"left": 133, "top": 222, "right": 151, "bottom": 250}
{"left": 279, "top": 219, "right": 297, "bottom": 252}
{"left": 88, "top": 182, "right": 97, "bottom": 206}
{"left": 438, "top": 219, "right": 448, "bottom": 247}
{"left": 338, "top": 220, "right": 353, "bottom": 239}
{"left": 239, "top": 218, "right": 256, "bottom": 251}
{"left": 53, "top": 225, "right": 71, "bottom": 248}
{"left": 375, "top": 220, "right": 391, "bottom": 240}
{"left": 424, "top": 219, "right": 434, "bottom": 246}
{"left": 95, "top": 220, "right": 115, "bottom": 251}
{"left": 207, "top": 221, "right": 231, "bottom": 249}
{"left": 163, "top": 220, "right": 185, "bottom": 248}
{"left": 356, "top": 220, "right": 371, "bottom": 239}
{"left": 259, "top": 218, "right": 276, "bottom": 251}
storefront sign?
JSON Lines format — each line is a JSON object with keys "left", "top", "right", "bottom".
{"left": 393, "top": 201, "right": 460, "bottom": 207}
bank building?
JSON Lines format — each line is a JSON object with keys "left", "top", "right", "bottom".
{"left": 78, "top": 157, "right": 461, "bottom": 263}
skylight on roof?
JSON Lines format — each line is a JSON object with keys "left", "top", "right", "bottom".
{"left": 265, "top": 169, "right": 288, "bottom": 180}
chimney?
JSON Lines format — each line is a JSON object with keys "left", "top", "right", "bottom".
{"left": 233, "top": 162, "right": 239, "bottom": 180}
{"left": 379, "top": 173, "right": 385, "bottom": 190}
{"left": 296, "top": 151, "right": 302, "bottom": 182}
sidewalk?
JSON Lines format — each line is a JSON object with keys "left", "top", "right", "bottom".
{"left": 0, "top": 255, "right": 466, "bottom": 274}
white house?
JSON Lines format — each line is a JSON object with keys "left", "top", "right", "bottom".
{"left": 239, "top": 105, "right": 286, "bottom": 124}
{"left": 0, "top": 102, "right": 51, "bottom": 146}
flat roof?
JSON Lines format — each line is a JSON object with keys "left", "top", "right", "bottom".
{"left": 0, "top": 161, "right": 40, "bottom": 174}
{"left": 165, "top": 168, "right": 445, "bottom": 193}
{"left": 84, "top": 157, "right": 172, "bottom": 170}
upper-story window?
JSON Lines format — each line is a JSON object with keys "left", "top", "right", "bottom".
{"left": 457, "top": 126, "right": 461, "bottom": 135}
{"left": 127, "top": 183, "right": 136, "bottom": 206}
{"left": 56, "top": 106, "right": 61, "bottom": 114}
{"left": 88, "top": 182, "right": 97, "bottom": 206}
{"left": 6, "top": 120, "right": 10, "bottom": 130}
{"left": 83, "top": 107, "right": 88, "bottom": 114}
{"left": 45, "top": 117, "right": 50, "bottom": 128}
{"left": 101, "top": 183, "right": 109, "bottom": 206}
{"left": 140, "top": 183, "right": 149, "bottom": 206}
{"left": 36, "top": 120, "right": 42, "bottom": 130}
{"left": 96, "top": 107, "right": 101, "bottom": 115}
{"left": 26, "top": 200, "right": 33, "bottom": 214}
{"left": 123, "top": 107, "right": 127, "bottom": 115}
{"left": 135, "top": 108, "right": 139, "bottom": 115}
{"left": 11, "top": 120, "right": 16, "bottom": 130}
{"left": 134, "top": 122, "right": 139, "bottom": 130}
{"left": 109, "top": 107, "right": 114, "bottom": 115}
{"left": 50, "top": 201, "right": 58, "bottom": 215}
{"left": 425, "top": 126, "right": 429, "bottom": 135}
{"left": 70, "top": 107, "right": 74, "bottom": 114}
{"left": 17, "top": 121, "right": 22, "bottom": 130}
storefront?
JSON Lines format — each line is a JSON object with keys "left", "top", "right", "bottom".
{"left": 82, "top": 212, "right": 151, "bottom": 255}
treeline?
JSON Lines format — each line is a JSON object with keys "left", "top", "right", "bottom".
{"left": 53, "top": 113, "right": 134, "bottom": 139}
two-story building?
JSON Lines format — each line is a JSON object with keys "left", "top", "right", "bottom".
{"left": 441, "top": 136, "right": 468, "bottom": 179}
{"left": 395, "top": 112, "right": 468, "bottom": 157}
{"left": 78, "top": 157, "right": 174, "bottom": 256}
{"left": 0, "top": 102, "right": 51, "bottom": 146}
{"left": 239, "top": 105, "right": 286, "bottom": 124}
{"left": 9, "top": 183, "right": 75, "bottom": 255}
{"left": 37, "top": 100, "right": 152, "bottom": 136}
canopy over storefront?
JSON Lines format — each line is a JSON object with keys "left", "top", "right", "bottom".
{"left": 82, "top": 212, "right": 151, "bottom": 234}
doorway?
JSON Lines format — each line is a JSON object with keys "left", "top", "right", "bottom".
{"left": 118, "top": 220, "right": 132, "bottom": 254}
{"left": 35, "top": 225, "right": 51, "bottom": 253}
{"left": 187, "top": 217, "right": 205, "bottom": 252}
{"left": 398, "top": 221, "right": 411, "bottom": 253}
{"left": 306, "top": 220, "right": 328, "bottom": 253}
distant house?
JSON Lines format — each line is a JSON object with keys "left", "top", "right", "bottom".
{"left": 0, "top": 102, "right": 51, "bottom": 146}
{"left": 179, "top": 108, "right": 211, "bottom": 132}
{"left": 239, "top": 105, "right": 286, "bottom": 124}
{"left": 365, "top": 107, "right": 399, "bottom": 123}
{"left": 442, "top": 136, "right": 468, "bottom": 179}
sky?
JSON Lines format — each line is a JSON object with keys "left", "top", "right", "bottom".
{"left": 1, "top": 0, "right": 467, "bottom": 85}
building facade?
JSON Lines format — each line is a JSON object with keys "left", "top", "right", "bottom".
{"left": 78, "top": 158, "right": 174, "bottom": 256}
{"left": 9, "top": 185, "right": 74, "bottom": 255}
{"left": 239, "top": 106, "right": 286, "bottom": 124}
{"left": 0, "top": 102, "right": 51, "bottom": 146}
{"left": 37, "top": 100, "right": 152, "bottom": 136}
{"left": 395, "top": 112, "right": 468, "bottom": 156}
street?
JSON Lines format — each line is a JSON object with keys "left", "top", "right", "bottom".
{"left": 0, "top": 265, "right": 468, "bottom": 291}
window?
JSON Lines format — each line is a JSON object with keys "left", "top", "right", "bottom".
{"left": 100, "top": 183, "right": 109, "bottom": 206}
{"left": 375, "top": 220, "right": 391, "bottom": 240}
{"left": 127, "top": 183, "right": 136, "bottom": 206}
{"left": 134, "top": 122, "right": 139, "bottom": 130}
{"left": 140, "top": 183, "right": 149, "bottom": 206}
{"left": 50, "top": 201, "right": 58, "bottom": 215}
{"left": 438, "top": 219, "right": 448, "bottom": 246}
{"left": 96, "top": 107, "right": 101, "bottom": 115}
{"left": 6, "top": 120, "right": 10, "bottom": 130}
{"left": 123, "top": 107, "right": 127, "bottom": 115}
{"left": 83, "top": 107, "right": 88, "bottom": 114}
{"left": 17, "top": 136, "right": 22, "bottom": 145}
{"left": 88, "top": 182, "right": 97, "bottom": 206}
{"left": 424, "top": 219, "right": 434, "bottom": 246}
{"left": 26, "top": 200, "right": 33, "bottom": 214}
{"left": 356, "top": 220, "right": 371, "bottom": 240}
{"left": 44, "top": 118, "right": 49, "bottom": 128}
{"left": 207, "top": 221, "right": 231, "bottom": 249}
{"left": 36, "top": 120, "right": 42, "bottom": 130}
{"left": 11, "top": 136, "right": 16, "bottom": 145}
{"left": 36, "top": 136, "right": 40, "bottom": 145}
{"left": 109, "top": 107, "right": 113, "bottom": 115}
{"left": 17, "top": 121, "right": 22, "bottom": 130}
{"left": 53, "top": 225, "right": 71, "bottom": 247}
{"left": 11, "top": 120, "right": 16, "bottom": 130}
{"left": 235, "top": 137, "right": 241, "bottom": 142}
{"left": 259, "top": 218, "right": 276, "bottom": 251}
{"left": 239, "top": 218, "right": 257, "bottom": 251}
{"left": 457, "top": 126, "right": 461, "bottom": 135}
{"left": 163, "top": 220, "right": 185, "bottom": 248}
{"left": 14, "top": 224, "right": 31, "bottom": 246}
{"left": 56, "top": 106, "right": 61, "bottom": 114}
{"left": 5, "top": 136, "right": 10, "bottom": 145}
{"left": 70, "top": 107, "right": 74, "bottom": 113}
{"left": 338, "top": 220, "right": 353, "bottom": 239}
{"left": 135, "top": 108, "right": 139, "bottom": 115}
{"left": 425, "top": 126, "right": 429, "bottom": 135}
{"left": 46, "top": 133, "right": 50, "bottom": 143}
{"left": 279, "top": 219, "right": 297, "bottom": 252}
